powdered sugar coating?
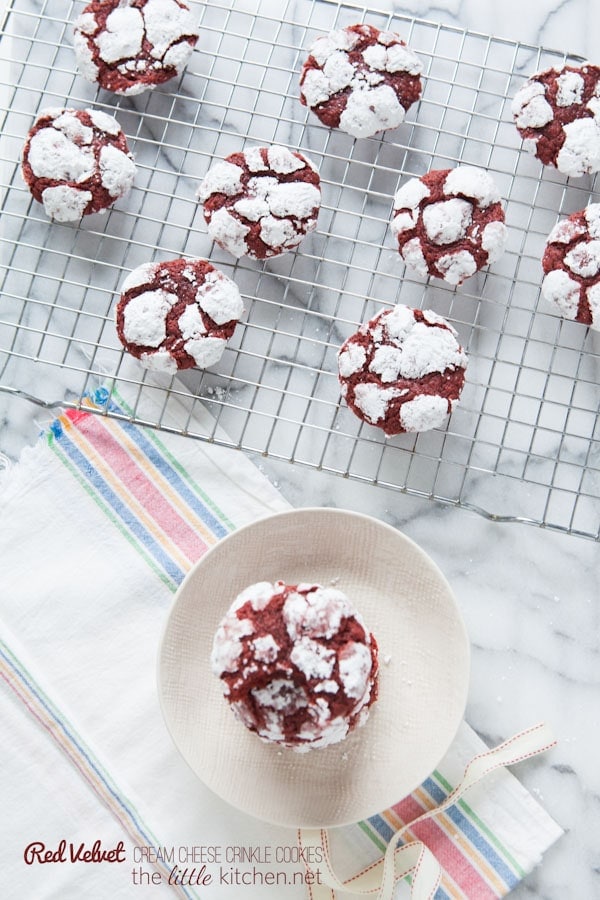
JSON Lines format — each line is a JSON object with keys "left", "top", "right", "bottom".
{"left": 338, "top": 304, "right": 467, "bottom": 436}
{"left": 299, "top": 23, "right": 422, "bottom": 138}
{"left": 116, "top": 257, "right": 244, "bottom": 372}
{"left": 541, "top": 204, "right": 600, "bottom": 330}
{"left": 512, "top": 64, "right": 600, "bottom": 176}
{"left": 198, "top": 146, "right": 321, "bottom": 259}
{"left": 21, "top": 107, "right": 135, "bottom": 222}
{"left": 73, "top": 0, "right": 199, "bottom": 95}
{"left": 391, "top": 167, "right": 507, "bottom": 285}
{"left": 211, "top": 581, "right": 378, "bottom": 752}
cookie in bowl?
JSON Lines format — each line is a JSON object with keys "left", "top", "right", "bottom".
{"left": 211, "top": 580, "right": 379, "bottom": 752}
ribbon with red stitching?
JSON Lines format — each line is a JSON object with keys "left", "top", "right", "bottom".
{"left": 298, "top": 722, "right": 556, "bottom": 900}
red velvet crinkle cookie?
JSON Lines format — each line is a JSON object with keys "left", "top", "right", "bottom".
{"left": 299, "top": 23, "right": 422, "bottom": 139}
{"left": 511, "top": 64, "right": 600, "bottom": 177}
{"left": 338, "top": 304, "right": 467, "bottom": 436}
{"left": 21, "top": 107, "right": 136, "bottom": 223}
{"left": 211, "top": 580, "right": 379, "bottom": 752}
{"left": 391, "top": 166, "right": 507, "bottom": 286}
{"left": 73, "top": 0, "right": 199, "bottom": 96}
{"left": 115, "top": 257, "right": 244, "bottom": 373}
{"left": 197, "top": 145, "right": 321, "bottom": 259}
{"left": 541, "top": 203, "right": 600, "bottom": 330}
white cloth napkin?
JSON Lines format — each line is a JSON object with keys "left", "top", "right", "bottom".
{"left": 0, "top": 390, "right": 562, "bottom": 899}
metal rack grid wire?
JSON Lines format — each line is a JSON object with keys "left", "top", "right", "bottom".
{"left": 1, "top": 0, "right": 599, "bottom": 540}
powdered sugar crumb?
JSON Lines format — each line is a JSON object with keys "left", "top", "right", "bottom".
{"left": 267, "top": 145, "right": 305, "bottom": 173}
{"left": 340, "top": 83, "right": 405, "bottom": 139}
{"left": 353, "top": 383, "right": 403, "bottom": 425}
{"left": 482, "top": 221, "right": 508, "bottom": 263}
{"left": 400, "top": 237, "right": 429, "bottom": 277}
{"left": 122, "top": 289, "right": 176, "bottom": 347}
{"left": 556, "top": 118, "right": 600, "bottom": 177}
{"left": 41, "top": 185, "right": 92, "bottom": 222}
{"left": 206, "top": 207, "right": 250, "bottom": 258}
{"left": 338, "top": 342, "right": 367, "bottom": 377}
{"left": 556, "top": 70, "right": 584, "bottom": 107}
{"left": 99, "top": 144, "right": 137, "bottom": 197}
{"left": 436, "top": 249, "right": 478, "bottom": 285}
{"left": 422, "top": 198, "right": 472, "bottom": 245}
{"left": 196, "top": 270, "right": 244, "bottom": 325}
{"left": 400, "top": 395, "right": 450, "bottom": 431}
{"left": 547, "top": 218, "right": 587, "bottom": 245}
{"left": 393, "top": 178, "right": 430, "bottom": 212}
{"left": 197, "top": 161, "right": 244, "bottom": 201}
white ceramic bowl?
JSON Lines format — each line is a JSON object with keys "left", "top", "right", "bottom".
{"left": 158, "top": 508, "right": 470, "bottom": 828}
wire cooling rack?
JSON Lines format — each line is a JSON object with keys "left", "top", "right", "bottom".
{"left": 1, "top": 0, "right": 599, "bottom": 539}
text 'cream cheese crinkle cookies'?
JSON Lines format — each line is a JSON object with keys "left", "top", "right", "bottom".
{"left": 390, "top": 166, "right": 507, "bottom": 286}
{"left": 21, "top": 107, "right": 136, "bottom": 222}
{"left": 73, "top": 0, "right": 199, "bottom": 96}
{"left": 338, "top": 304, "right": 467, "bottom": 436}
{"left": 541, "top": 203, "right": 600, "bottom": 330}
{"left": 197, "top": 145, "right": 321, "bottom": 260}
{"left": 512, "top": 64, "right": 600, "bottom": 177}
{"left": 116, "top": 257, "right": 244, "bottom": 373}
{"left": 299, "top": 23, "right": 423, "bottom": 139}
{"left": 211, "top": 580, "right": 379, "bottom": 752}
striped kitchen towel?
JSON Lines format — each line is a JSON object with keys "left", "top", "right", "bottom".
{"left": 0, "top": 388, "right": 562, "bottom": 899}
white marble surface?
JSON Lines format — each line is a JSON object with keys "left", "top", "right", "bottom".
{"left": 1, "top": 1, "right": 599, "bottom": 898}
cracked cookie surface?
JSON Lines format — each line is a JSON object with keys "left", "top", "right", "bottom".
{"left": 512, "top": 64, "right": 600, "bottom": 177}
{"left": 299, "top": 23, "right": 422, "bottom": 139}
{"left": 73, "top": 0, "right": 199, "bottom": 95}
{"left": 211, "top": 580, "right": 379, "bottom": 752}
{"left": 542, "top": 203, "right": 600, "bottom": 330}
{"left": 116, "top": 257, "right": 244, "bottom": 373}
{"left": 198, "top": 145, "right": 321, "bottom": 260}
{"left": 391, "top": 166, "right": 507, "bottom": 286}
{"left": 338, "top": 304, "right": 467, "bottom": 435}
{"left": 21, "top": 106, "right": 136, "bottom": 222}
